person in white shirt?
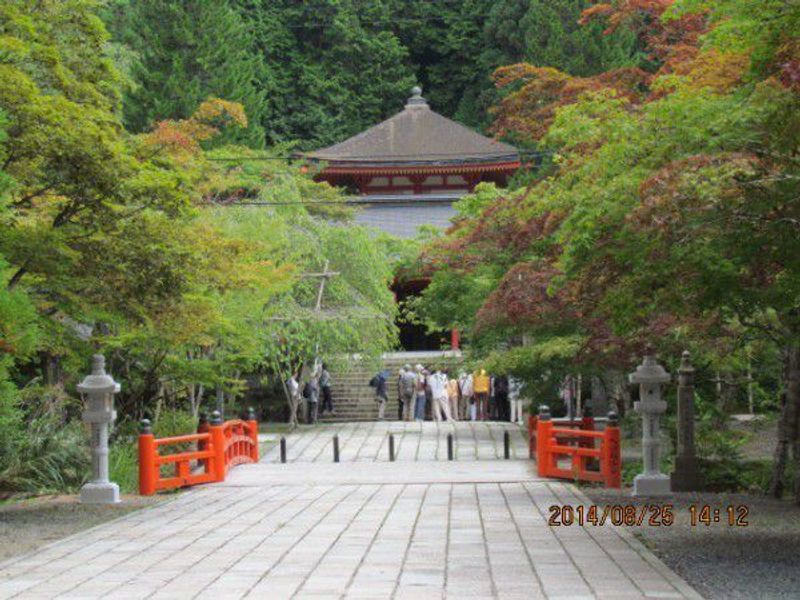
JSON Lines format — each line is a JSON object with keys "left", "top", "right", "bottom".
{"left": 459, "top": 371, "right": 475, "bottom": 421}
{"left": 286, "top": 372, "right": 301, "bottom": 425}
{"left": 509, "top": 376, "right": 525, "bottom": 425}
{"left": 428, "top": 368, "right": 451, "bottom": 422}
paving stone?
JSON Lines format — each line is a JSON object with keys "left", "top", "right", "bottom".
{"left": 0, "top": 422, "right": 702, "bottom": 599}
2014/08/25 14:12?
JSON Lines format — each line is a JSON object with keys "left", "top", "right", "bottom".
{"left": 689, "top": 504, "right": 749, "bottom": 526}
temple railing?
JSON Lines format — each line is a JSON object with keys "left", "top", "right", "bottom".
{"left": 138, "top": 410, "right": 259, "bottom": 496}
{"left": 533, "top": 407, "right": 621, "bottom": 488}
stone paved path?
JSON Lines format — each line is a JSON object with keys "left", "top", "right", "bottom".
{"left": 0, "top": 423, "right": 700, "bottom": 599}
{"left": 260, "top": 422, "right": 530, "bottom": 463}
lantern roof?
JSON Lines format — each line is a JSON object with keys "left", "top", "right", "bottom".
{"left": 629, "top": 356, "right": 671, "bottom": 385}
{"left": 77, "top": 355, "right": 120, "bottom": 394}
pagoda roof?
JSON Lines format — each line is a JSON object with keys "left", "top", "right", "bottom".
{"left": 303, "top": 87, "right": 519, "bottom": 169}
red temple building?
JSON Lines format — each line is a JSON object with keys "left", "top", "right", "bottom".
{"left": 303, "top": 87, "right": 520, "bottom": 240}
{"left": 303, "top": 87, "right": 520, "bottom": 350}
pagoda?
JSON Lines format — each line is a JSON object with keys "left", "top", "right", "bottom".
{"left": 303, "top": 87, "right": 520, "bottom": 239}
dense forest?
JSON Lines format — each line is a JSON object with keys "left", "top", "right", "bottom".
{"left": 101, "top": 0, "right": 639, "bottom": 148}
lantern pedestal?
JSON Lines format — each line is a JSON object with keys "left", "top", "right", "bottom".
{"left": 633, "top": 472, "right": 671, "bottom": 496}
{"left": 80, "top": 481, "right": 120, "bottom": 504}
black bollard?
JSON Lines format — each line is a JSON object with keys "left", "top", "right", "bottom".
{"left": 389, "top": 434, "right": 395, "bottom": 462}
{"left": 280, "top": 436, "right": 287, "bottom": 463}
{"left": 504, "top": 430, "right": 510, "bottom": 460}
{"left": 447, "top": 433, "right": 454, "bottom": 461}
{"left": 333, "top": 434, "right": 340, "bottom": 463}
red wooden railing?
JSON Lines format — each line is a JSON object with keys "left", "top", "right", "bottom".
{"left": 139, "top": 409, "right": 259, "bottom": 495}
{"left": 534, "top": 406, "right": 621, "bottom": 488}
{"left": 527, "top": 411, "right": 596, "bottom": 459}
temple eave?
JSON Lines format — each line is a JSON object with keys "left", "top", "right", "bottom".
{"left": 316, "top": 160, "right": 521, "bottom": 176}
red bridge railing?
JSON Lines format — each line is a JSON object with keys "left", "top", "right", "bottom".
{"left": 534, "top": 406, "right": 621, "bottom": 488}
{"left": 528, "top": 411, "right": 596, "bottom": 459}
{"left": 139, "top": 409, "right": 259, "bottom": 496}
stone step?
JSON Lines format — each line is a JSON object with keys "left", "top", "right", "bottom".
{"left": 319, "top": 352, "right": 463, "bottom": 422}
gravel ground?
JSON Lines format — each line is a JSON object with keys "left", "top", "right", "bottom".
{"left": 0, "top": 494, "right": 163, "bottom": 562}
{"left": 586, "top": 488, "right": 800, "bottom": 600}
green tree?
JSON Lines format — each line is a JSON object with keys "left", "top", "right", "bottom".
{"left": 233, "top": 0, "right": 416, "bottom": 148}
{"left": 415, "top": 0, "right": 800, "bottom": 498}
{"left": 109, "top": 0, "right": 267, "bottom": 147}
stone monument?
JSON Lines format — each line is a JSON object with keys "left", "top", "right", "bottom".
{"left": 77, "top": 354, "right": 121, "bottom": 504}
{"left": 671, "top": 350, "right": 702, "bottom": 491}
{"left": 629, "top": 355, "right": 671, "bottom": 496}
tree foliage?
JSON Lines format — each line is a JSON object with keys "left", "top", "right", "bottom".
{"left": 0, "top": 0, "right": 398, "bottom": 484}
{"left": 414, "top": 0, "right": 800, "bottom": 497}
{"left": 102, "top": 0, "right": 644, "bottom": 147}
{"left": 105, "top": 0, "right": 267, "bottom": 147}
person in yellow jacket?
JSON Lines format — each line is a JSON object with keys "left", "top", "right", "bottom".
{"left": 446, "top": 370, "right": 460, "bottom": 421}
{"left": 473, "top": 369, "right": 490, "bottom": 421}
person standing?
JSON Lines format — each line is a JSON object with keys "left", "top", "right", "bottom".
{"left": 509, "top": 376, "right": 524, "bottom": 425}
{"left": 414, "top": 365, "right": 427, "bottom": 422}
{"left": 473, "top": 369, "right": 490, "bottom": 421}
{"left": 399, "top": 364, "right": 417, "bottom": 421}
{"left": 447, "top": 371, "right": 460, "bottom": 422}
{"left": 319, "top": 363, "right": 334, "bottom": 415}
{"left": 397, "top": 367, "right": 404, "bottom": 420}
{"left": 370, "top": 370, "right": 390, "bottom": 420}
{"left": 287, "top": 371, "right": 302, "bottom": 424}
{"left": 429, "top": 367, "right": 451, "bottom": 422}
{"left": 304, "top": 374, "right": 319, "bottom": 424}
{"left": 494, "top": 375, "right": 509, "bottom": 421}
{"left": 459, "top": 371, "right": 474, "bottom": 420}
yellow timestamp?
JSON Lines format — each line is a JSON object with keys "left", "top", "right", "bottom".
{"left": 547, "top": 504, "right": 750, "bottom": 527}
{"left": 689, "top": 504, "right": 749, "bottom": 527}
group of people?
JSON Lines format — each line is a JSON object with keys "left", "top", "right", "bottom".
{"left": 286, "top": 363, "right": 334, "bottom": 424}
{"left": 289, "top": 361, "right": 528, "bottom": 425}
{"left": 375, "top": 364, "right": 527, "bottom": 424}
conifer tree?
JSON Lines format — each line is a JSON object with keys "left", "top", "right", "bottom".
{"left": 114, "top": 0, "right": 266, "bottom": 147}
{"left": 233, "top": 0, "right": 416, "bottom": 149}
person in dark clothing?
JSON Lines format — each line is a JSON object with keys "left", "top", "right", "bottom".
{"left": 369, "top": 370, "right": 390, "bottom": 420}
{"left": 494, "top": 375, "right": 510, "bottom": 421}
{"left": 319, "top": 363, "right": 334, "bottom": 414}
{"left": 303, "top": 375, "right": 319, "bottom": 424}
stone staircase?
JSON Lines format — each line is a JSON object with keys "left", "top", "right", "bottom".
{"left": 319, "top": 351, "right": 463, "bottom": 422}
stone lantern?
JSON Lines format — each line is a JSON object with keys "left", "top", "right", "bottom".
{"left": 77, "top": 354, "right": 121, "bottom": 504}
{"left": 629, "top": 355, "right": 671, "bottom": 496}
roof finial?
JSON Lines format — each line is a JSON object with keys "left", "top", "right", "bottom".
{"left": 406, "top": 86, "right": 428, "bottom": 108}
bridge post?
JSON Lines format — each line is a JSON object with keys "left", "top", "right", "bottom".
{"left": 536, "top": 405, "right": 552, "bottom": 477}
{"left": 138, "top": 419, "right": 156, "bottom": 496}
{"left": 209, "top": 411, "right": 226, "bottom": 482}
{"left": 246, "top": 407, "right": 259, "bottom": 462}
{"left": 528, "top": 414, "right": 537, "bottom": 459}
{"left": 197, "top": 412, "right": 209, "bottom": 472}
{"left": 603, "top": 411, "right": 621, "bottom": 488}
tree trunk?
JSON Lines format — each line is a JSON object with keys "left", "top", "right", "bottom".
{"left": 770, "top": 344, "right": 800, "bottom": 499}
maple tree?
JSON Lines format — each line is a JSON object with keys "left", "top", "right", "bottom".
{"left": 415, "top": 0, "right": 800, "bottom": 498}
